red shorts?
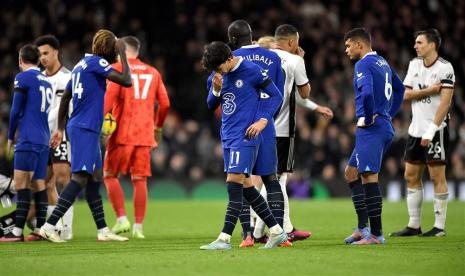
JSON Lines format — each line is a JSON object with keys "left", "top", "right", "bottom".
{"left": 104, "top": 144, "right": 152, "bottom": 176}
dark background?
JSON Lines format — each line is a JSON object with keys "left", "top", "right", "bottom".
{"left": 0, "top": 0, "right": 464, "bottom": 198}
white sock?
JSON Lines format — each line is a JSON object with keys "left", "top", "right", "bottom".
{"left": 47, "top": 205, "right": 56, "bottom": 218}
{"left": 63, "top": 205, "right": 74, "bottom": 230}
{"left": 269, "top": 224, "right": 283, "bottom": 235}
{"left": 98, "top": 227, "right": 111, "bottom": 235}
{"left": 43, "top": 222, "right": 55, "bottom": 231}
{"left": 433, "top": 193, "right": 448, "bottom": 230}
{"left": 279, "top": 173, "right": 293, "bottom": 233}
{"left": 218, "top": 232, "right": 231, "bottom": 243}
{"left": 253, "top": 186, "right": 267, "bottom": 238}
{"left": 407, "top": 188, "right": 423, "bottom": 229}
{"left": 12, "top": 227, "right": 23, "bottom": 236}
{"left": 117, "top": 216, "right": 129, "bottom": 224}
{"left": 133, "top": 223, "right": 143, "bottom": 230}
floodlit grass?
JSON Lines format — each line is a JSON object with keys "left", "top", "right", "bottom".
{"left": 1, "top": 199, "right": 464, "bottom": 275}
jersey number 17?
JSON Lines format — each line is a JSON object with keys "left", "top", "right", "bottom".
{"left": 132, "top": 74, "right": 152, "bottom": 100}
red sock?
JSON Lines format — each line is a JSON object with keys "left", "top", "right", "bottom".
{"left": 104, "top": 176, "right": 126, "bottom": 217}
{"left": 132, "top": 177, "right": 147, "bottom": 224}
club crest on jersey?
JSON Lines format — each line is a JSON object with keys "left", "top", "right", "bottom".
{"left": 235, "top": 79, "right": 243, "bottom": 88}
{"left": 99, "top": 59, "right": 109, "bottom": 67}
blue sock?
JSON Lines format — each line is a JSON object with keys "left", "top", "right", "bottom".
{"left": 349, "top": 179, "right": 368, "bottom": 229}
{"left": 221, "top": 182, "right": 243, "bottom": 235}
{"left": 264, "top": 179, "right": 284, "bottom": 228}
{"left": 15, "top": 188, "right": 32, "bottom": 232}
{"left": 86, "top": 179, "right": 107, "bottom": 230}
{"left": 34, "top": 189, "right": 48, "bottom": 228}
{"left": 364, "top": 182, "right": 383, "bottom": 236}
{"left": 48, "top": 180, "right": 82, "bottom": 226}
{"left": 239, "top": 196, "right": 251, "bottom": 238}
{"left": 243, "top": 186, "right": 278, "bottom": 229}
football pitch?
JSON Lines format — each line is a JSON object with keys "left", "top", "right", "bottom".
{"left": 1, "top": 199, "right": 464, "bottom": 275}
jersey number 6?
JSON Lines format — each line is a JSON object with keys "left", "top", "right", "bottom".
{"left": 384, "top": 72, "right": 392, "bottom": 101}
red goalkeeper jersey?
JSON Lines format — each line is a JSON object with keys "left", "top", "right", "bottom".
{"left": 104, "top": 58, "right": 170, "bottom": 147}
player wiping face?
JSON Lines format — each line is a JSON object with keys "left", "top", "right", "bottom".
{"left": 206, "top": 49, "right": 282, "bottom": 140}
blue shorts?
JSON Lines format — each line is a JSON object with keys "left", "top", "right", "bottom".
{"left": 348, "top": 119, "right": 394, "bottom": 173}
{"left": 252, "top": 137, "right": 277, "bottom": 176}
{"left": 14, "top": 143, "right": 49, "bottom": 180}
{"left": 68, "top": 126, "right": 102, "bottom": 174}
{"left": 223, "top": 145, "right": 259, "bottom": 175}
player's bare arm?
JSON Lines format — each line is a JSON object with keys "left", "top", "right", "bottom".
{"left": 315, "top": 105, "right": 334, "bottom": 119}
{"left": 297, "top": 83, "right": 311, "bottom": 99}
{"left": 403, "top": 81, "right": 441, "bottom": 101}
{"left": 420, "top": 87, "right": 454, "bottom": 146}
{"left": 107, "top": 39, "right": 132, "bottom": 87}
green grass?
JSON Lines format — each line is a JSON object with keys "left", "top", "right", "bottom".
{"left": 1, "top": 199, "right": 464, "bottom": 275}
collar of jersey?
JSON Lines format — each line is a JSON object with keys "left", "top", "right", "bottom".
{"left": 361, "top": 51, "right": 377, "bottom": 60}
{"left": 230, "top": 57, "right": 243, "bottom": 72}
{"left": 241, "top": 44, "right": 259, "bottom": 49}
{"left": 85, "top": 53, "right": 93, "bottom": 57}
{"left": 26, "top": 67, "right": 40, "bottom": 71}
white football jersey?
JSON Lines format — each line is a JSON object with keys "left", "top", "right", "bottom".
{"left": 44, "top": 66, "right": 72, "bottom": 133}
{"left": 272, "top": 49, "right": 309, "bottom": 137}
{"left": 403, "top": 57, "right": 455, "bottom": 137}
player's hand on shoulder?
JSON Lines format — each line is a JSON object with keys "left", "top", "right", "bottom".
{"left": 212, "top": 73, "right": 223, "bottom": 93}
{"left": 245, "top": 118, "right": 268, "bottom": 139}
{"left": 316, "top": 105, "right": 333, "bottom": 119}
{"left": 115, "top": 39, "right": 126, "bottom": 54}
{"left": 50, "top": 130, "right": 63, "bottom": 149}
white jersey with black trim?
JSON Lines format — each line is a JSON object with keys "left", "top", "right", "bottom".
{"left": 403, "top": 57, "right": 455, "bottom": 137}
{"left": 44, "top": 66, "right": 72, "bottom": 133}
{"left": 272, "top": 49, "right": 309, "bottom": 137}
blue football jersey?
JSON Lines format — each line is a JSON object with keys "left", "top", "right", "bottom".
{"left": 66, "top": 54, "right": 114, "bottom": 133}
{"left": 234, "top": 45, "right": 284, "bottom": 138}
{"left": 353, "top": 51, "right": 398, "bottom": 122}
{"left": 11, "top": 68, "right": 52, "bottom": 146}
{"left": 209, "top": 59, "right": 274, "bottom": 147}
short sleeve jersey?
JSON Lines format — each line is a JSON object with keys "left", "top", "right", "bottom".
{"left": 106, "top": 58, "right": 168, "bottom": 146}
{"left": 233, "top": 45, "right": 284, "bottom": 139}
{"left": 403, "top": 57, "right": 455, "bottom": 137}
{"left": 13, "top": 68, "right": 52, "bottom": 146}
{"left": 45, "top": 66, "right": 71, "bottom": 133}
{"left": 66, "top": 54, "right": 114, "bottom": 133}
{"left": 272, "top": 49, "right": 309, "bottom": 137}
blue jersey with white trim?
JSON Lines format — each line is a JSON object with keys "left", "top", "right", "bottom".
{"left": 66, "top": 54, "right": 114, "bottom": 133}
{"left": 207, "top": 59, "right": 280, "bottom": 147}
{"left": 234, "top": 45, "right": 284, "bottom": 139}
{"left": 353, "top": 52, "right": 399, "bottom": 122}
{"left": 11, "top": 68, "right": 52, "bottom": 146}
